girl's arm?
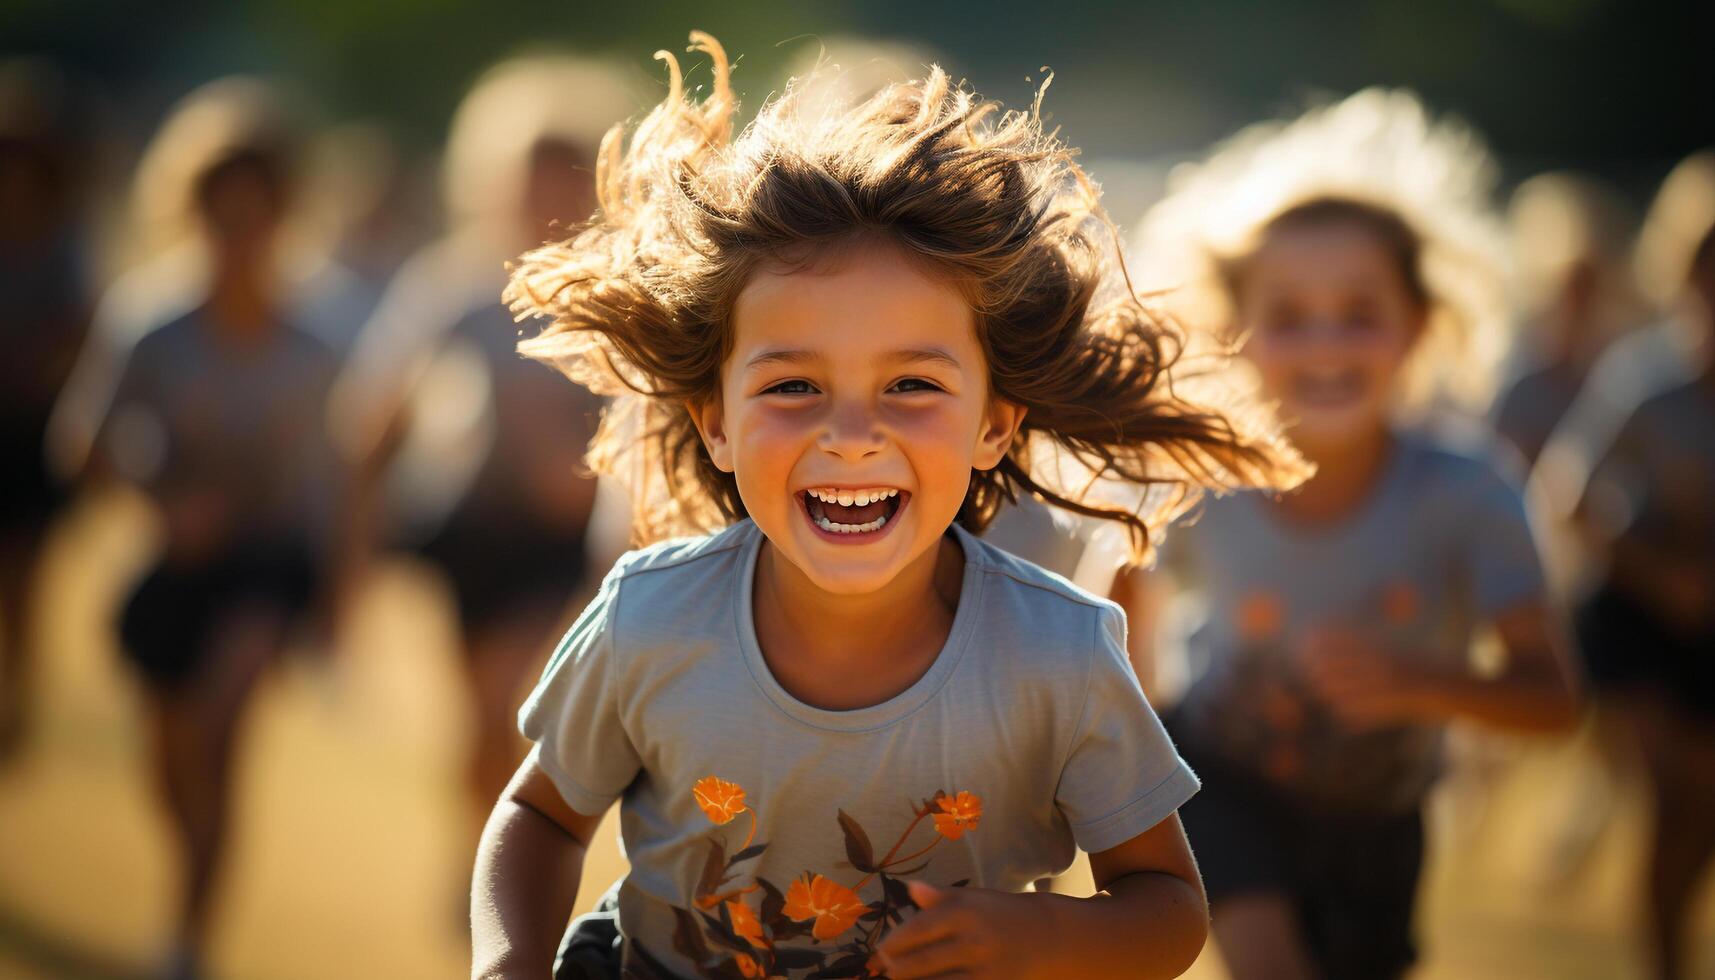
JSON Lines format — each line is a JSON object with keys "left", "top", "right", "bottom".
{"left": 875, "top": 814, "right": 1208, "bottom": 979}
{"left": 1299, "top": 600, "right": 1582, "bottom": 734}
{"left": 472, "top": 758, "right": 608, "bottom": 980}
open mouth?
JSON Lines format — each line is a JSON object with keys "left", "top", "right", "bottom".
{"left": 1292, "top": 369, "right": 1366, "bottom": 408}
{"left": 799, "top": 487, "right": 906, "bottom": 536}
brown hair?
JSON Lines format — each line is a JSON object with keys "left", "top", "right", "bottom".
{"left": 506, "top": 33, "right": 1305, "bottom": 560}
{"left": 1223, "top": 196, "right": 1431, "bottom": 311}
{"left": 1135, "top": 89, "right": 1509, "bottom": 414}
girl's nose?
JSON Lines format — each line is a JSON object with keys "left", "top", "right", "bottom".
{"left": 817, "top": 398, "right": 885, "bottom": 461}
{"left": 1300, "top": 318, "right": 1353, "bottom": 355}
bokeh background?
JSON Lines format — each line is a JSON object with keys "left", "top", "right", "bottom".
{"left": 2, "top": 1, "right": 1712, "bottom": 978}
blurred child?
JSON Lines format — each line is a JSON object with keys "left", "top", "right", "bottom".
{"left": 1492, "top": 172, "right": 1640, "bottom": 467}
{"left": 471, "top": 34, "right": 1307, "bottom": 980}
{"left": 58, "top": 78, "right": 345, "bottom": 980}
{"left": 0, "top": 60, "right": 96, "bottom": 760}
{"left": 1554, "top": 151, "right": 1715, "bottom": 980}
{"left": 329, "top": 56, "right": 638, "bottom": 821}
{"left": 1134, "top": 90, "right": 1580, "bottom": 980}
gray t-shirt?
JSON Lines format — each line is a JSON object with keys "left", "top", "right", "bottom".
{"left": 520, "top": 519, "right": 1197, "bottom": 979}
{"left": 1164, "top": 430, "right": 1545, "bottom": 815}
{"left": 96, "top": 308, "right": 339, "bottom": 548}
{"left": 1533, "top": 317, "right": 1706, "bottom": 531}
{"left": 1583, "top": 378, "right": 1715, "bottom": 568}
{"left": 1492, "top": 359, "right": 1587, "bottom": 467}
{"left": 333, "top": 233, "right": 603, "bottom": 538}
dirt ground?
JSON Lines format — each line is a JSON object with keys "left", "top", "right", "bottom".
{"left": 1, "top": 492, "right": 1710, "bottom": 979}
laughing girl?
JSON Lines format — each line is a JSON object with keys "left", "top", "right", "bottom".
{"left": 469, "top": 33, "right": 1303, "bottom": 980}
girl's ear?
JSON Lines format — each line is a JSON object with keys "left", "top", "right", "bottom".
{"left": 972, "top": 397, "right": 1027, "bottom": 471}
{"left": 686, "top": 398, "right": 735, "bottom": 473}
{"left": 1405, "top": 303, "right": 1431, "bottom": 346}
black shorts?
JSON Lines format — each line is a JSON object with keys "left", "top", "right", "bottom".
{"left": 118, "top": 539, "right": 317, "bottom": 692}
{"left": 1576, "top": 583, "right": 1715, "bottom": 720}
{"left": 1, "top": 419, "right": 67, "bottom": 536}
{"left": 418, "top": 504, "right": 587, "bottom": 635}
{"left": 1169, "top": 714, "right": 1424, "bottom": 980}
{"left": 556, "top": 887, "right": 622, "bottom": 980}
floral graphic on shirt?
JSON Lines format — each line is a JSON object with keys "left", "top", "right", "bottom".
{"left": 783, "top": 874, "right": 866, "bottom": 941}
{"left": 930, "top": 791, "right": 982, "bottom": 841}
{"left": 637, "top": 776, "right": 979, "bottom": 980}
{"left": 1380, "top": 582, "right": 1420, "bottom": 626}
{"left": 695, "top": 776, "right": 749, "bottom": 824}
{"left": 727, "top": 898, "right": 768, "bottom": 949}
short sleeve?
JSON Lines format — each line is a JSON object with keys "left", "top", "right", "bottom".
{"left": 1461, "top": 467, "right": 1548, "bottom": 617}
{"left": 517, "top": 567, "right": 642, "bottom": 816}
{"left": 1054, "top": 604, "right": 1200, "bottom": 854}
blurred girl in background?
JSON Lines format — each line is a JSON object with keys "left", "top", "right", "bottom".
{"left": 1539, "top": 151, "right": 1715, "bottom": 980}
{"left": 330, "top": 56, "right": 637, "bottom": 826}
{"left": 1134, "top": 89, "right": 1580, "bottom": 980}
{"left": 1492, "top": 172, "right": 1641, "bottom": 468}
{"left": 53, "top": 78, "right": 347, "bottom": 980}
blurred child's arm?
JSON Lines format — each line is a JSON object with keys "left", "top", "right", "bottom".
{"left": 1298, "top": 600, "right": 1581, "bottom": 734}
{"left": 876, "top": 814, "right": 1207, "bottom": 979}
{"left": 472, "top": 757, "right": 608, "bottom": 980}
{"left": 1106, "top": 566, "right": 1165, "bottom": 701}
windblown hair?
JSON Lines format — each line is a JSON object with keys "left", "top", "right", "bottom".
{"left": 506, "top": 33, "right": 1305, "bottom": 558}
{"left": 1135, "top": 88, "right": 1509, "bottom": 414}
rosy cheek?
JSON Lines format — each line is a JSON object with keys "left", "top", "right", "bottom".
{"left": 896, "top": 399, "right": 975, "bottom": 438}
{"left": 740, "top": 404, "right": 816, "bottom": 443}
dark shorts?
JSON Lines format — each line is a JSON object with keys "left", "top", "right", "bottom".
{"left": 417, "top": 504, "right": 587, "bottom": 635}
{"left": 1576, "top": 583, "right": 1715, "bottom": 720}
{"left": 118, "top": 539, "right": 317, "bottom": 692}
{"left": 556, "top": 888, "right": 622, "bottom": 980}
{"left": 1, "top": 420, "right": 67, "bottom": 536}
{"left": 1169, "top": 714, "right": 1424, "bottom": 980}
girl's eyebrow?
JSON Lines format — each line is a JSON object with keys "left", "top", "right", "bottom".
{"left": 742, "top": 347, "right": 962, "bottom": 371}
{"left": 744, "top": 348, "right": 821, "bottom": 371}
{"left": 890, "top": 347, "right": 963, "bottom": 371}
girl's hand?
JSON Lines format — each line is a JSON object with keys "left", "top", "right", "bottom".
{"left": 873, "top": 881, "right": 1052, "bottom": 979}
{"left": 1295, "top": 625, "right": 1431, "bottom": 730}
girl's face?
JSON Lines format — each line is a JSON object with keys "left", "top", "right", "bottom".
{"left": 197, "top": 156, "right": 287, "bottom": 265}
{"left": 692, "top": 241, "right": 1023, "bottom": 596}
{"left": 1234, "top": 220, "right": 1424, "bottom": 453}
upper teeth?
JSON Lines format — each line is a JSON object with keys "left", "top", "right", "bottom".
{"left": 807, "top": 488, "right": 898, "bottom": 506}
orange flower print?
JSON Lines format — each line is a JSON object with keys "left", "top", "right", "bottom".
{"left": 1237, "top": 591, "right": 1285, "bottom": 642}
{"left": 734, "top": 952, "right": 763, "bottom": 978}
{"left": 931, "top": 791, "right": 983, "bottom": 840}
{"left": 1381, "top": 582, "right": 1420, "bottom": 626}
{"left": 693, "top": 776, "right": 747, "bottom": 825}
{"left": 784, "top": 873, "right": 867, "bottom": 941}
{"left": 727, "top": 899, "right": 768, "bottom": 949}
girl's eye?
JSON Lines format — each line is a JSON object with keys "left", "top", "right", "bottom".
{"left": 763, "top": 379, "right": 819, "bottom": 396}
{"left": 888, "top": 377, "right": 943, "bottom": 394}
{"left": 1343, "top": 306, "right": 1380, "bottom": 332}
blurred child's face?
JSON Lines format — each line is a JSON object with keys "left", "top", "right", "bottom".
{"left": 523, "top": 138, "right": 596, "bottom": 243}
{"left": 196, "top": 156, "right": 287, "bottom": 263}
{"left": 1234, "top": 220, "right": 1424, "bottom": 453}
{"left": 692, "top": 241, "right": 1023, "bottom": 596}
